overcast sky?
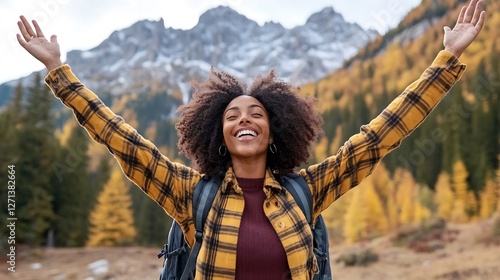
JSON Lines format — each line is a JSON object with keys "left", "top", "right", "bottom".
{"left": 1, "top": 0, "right": 422, "bottom": 84}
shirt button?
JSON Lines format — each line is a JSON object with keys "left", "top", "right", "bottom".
{"left": 274, "top": 201, "right": 279, "bottom": 207}
{"left": 279, "top": 222, "right": 285, "bottom": 228}
{"left": 265, "top": 201, "right": 270, "bottom": 208}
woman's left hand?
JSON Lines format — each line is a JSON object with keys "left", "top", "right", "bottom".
{"left": 443, "top": 0, "right": 486, "bottom": 58}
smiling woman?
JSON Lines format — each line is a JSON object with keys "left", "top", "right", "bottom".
{"left": 15, "top": 0, "right": 486, "bottom": 279}
{"left": 176, "top": 70, "right": 323, "bottom": 178}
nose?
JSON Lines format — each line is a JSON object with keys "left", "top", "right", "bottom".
{"left": 239, "top": 114, "right": 251, "bottom": 125}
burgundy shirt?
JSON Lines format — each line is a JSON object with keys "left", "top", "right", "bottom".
{"left": 235, "top": 178, "right": 291, "bottom": 280}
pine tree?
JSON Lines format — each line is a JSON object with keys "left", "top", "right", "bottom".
{"left": 0, "top": 83, "right": 23, "bottom": 234}
{"left": 15, "top": 73, "right": 58, "bottom": 245}
{"left": 136, "top": 193, "right": 172, "bottom": 247}
{"left": 53, "top": 124, "right": 94, "bottom": 246}
{"left": 87, "top": 169, "right": 137, "bottom": 247}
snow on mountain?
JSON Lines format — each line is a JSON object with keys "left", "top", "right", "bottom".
{"left": 4, "top": 6, "right": 377, "bottom": 104}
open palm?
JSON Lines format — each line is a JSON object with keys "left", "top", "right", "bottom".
{"left": 17, "top": 15, "right": 62, "bottom": 71}
{"left": 443, "top": 0, "right": 486, "bottom": 58}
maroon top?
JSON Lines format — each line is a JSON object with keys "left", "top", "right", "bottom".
{"left": 235, "top": 178, "right": 291, "bottom": 280}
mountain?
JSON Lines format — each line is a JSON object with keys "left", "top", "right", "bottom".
{"left": 1, "top": 6, "right": 377, "bottom": 106}
{"left": 301, "top": 0, "right": 500, "bottom": 190}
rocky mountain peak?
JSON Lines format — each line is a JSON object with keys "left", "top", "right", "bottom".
{"left": 3, "top": 5, "right": 379, "bottom": 107}
{"left": 305, "top": 6, "right": 344, "bottom": 26}
{"left": 196, "top": 5, "right": 257, "bottom": 30}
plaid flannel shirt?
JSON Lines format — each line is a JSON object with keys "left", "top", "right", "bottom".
{"left": 46, "top": 50, "right": 465, "bottom": 279}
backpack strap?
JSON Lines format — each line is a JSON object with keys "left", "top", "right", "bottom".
{"left": 180, "top": 175, "right": 221, "bottom": 280}
{"left": 281, "top": 175, "right": 312, "bottom": 224}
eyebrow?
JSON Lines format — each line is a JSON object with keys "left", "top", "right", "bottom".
{"left": 224, "top": 104, "right": 265, "bottom": 115}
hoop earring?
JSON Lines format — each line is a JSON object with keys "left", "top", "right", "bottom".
{"left": 218, "top": 145, "right": 227, "bottom": 156}
{"left": 269, "top": 143, "right": 277, "bottom": 154}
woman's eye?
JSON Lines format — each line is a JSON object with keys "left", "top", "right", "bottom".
{"left": 252, "top": 113, "right": 263, "bottom": 117}
{"left": 226, "top": 115, "right": 237, "bottom": 120}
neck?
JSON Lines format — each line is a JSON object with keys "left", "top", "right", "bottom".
{"left": 231, "top": 157, "right": 267, "bottom": 178}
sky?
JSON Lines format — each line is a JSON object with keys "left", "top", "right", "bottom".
{"left": 0, "top": 0, "right": 422, "bottom": 84}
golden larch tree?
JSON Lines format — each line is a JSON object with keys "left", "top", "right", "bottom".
{"left": 371, "top": 163, "right": 398, "bottom": 230}
{"left": 321, "top": 188, "right": 353, "bottom": 243}
{"left": 480, "top": 177, "right": 497, "bottom": 219}
{"left": 435, "top": 172, "right": 454, "bottom": 220}
{"left": 343, "top": 188, "right": 367, "bottom": 243}
{"left": 451, "top": 160, "right": 470, "bottom": 223}
{"left": 394, "top": 168, "right": 416, "bottom": 226}
{"left": 496, "top": 155, "right": 500, "bottom": 213}
{"left": 363, "top": 180, "right": 389, "bottom": 234}
{"left": 87, "top": 169, "right": 137, "bottom": 247}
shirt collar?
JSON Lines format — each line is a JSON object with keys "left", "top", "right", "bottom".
{"left": 220, "top": 167, "right": 283, "bottom": 197}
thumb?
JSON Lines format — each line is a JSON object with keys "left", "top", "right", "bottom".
{"left": 443, "top": 26, "right": 452, "bottom": 33}
{"left": 50, "top": 34, "right": 57, "bottom": 43}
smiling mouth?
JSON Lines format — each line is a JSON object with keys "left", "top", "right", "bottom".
{"left": 235, "top": 129, "right": 258, "bottom": 138}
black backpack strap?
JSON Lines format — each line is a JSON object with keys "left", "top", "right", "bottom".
{"left": 180, "top": 176, "right": 221, "bottom": 280}
{"left": 282, "top": 175, "right": 312, "bottom": 224}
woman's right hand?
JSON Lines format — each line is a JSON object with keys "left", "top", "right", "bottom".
{"left": 17, "top": 15, "right": 63, "bottom": 71}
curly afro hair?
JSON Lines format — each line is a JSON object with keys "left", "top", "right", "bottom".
{"left": 175, "top": 69, "right": 324, "bottom": 176}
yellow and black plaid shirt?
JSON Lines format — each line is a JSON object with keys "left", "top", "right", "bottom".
{"left": 46, "top": 50, "right": 465, "bottom": 279}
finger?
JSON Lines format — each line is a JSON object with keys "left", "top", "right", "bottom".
{"left": 20, "top": 15, "right": 36, "bottom": 36}
{"left": 456, "top": 6, "right": 466, "bottom": 24}
{"left": 443, "top": 26, "right": 451, "bottom": 33}
{"left": 464, "top": 0, "right": 477, "bottom": 22}
{"left": 32, "top": 20, "right": 45, "bottom": 38}
{"left": 16, "top": 33, "right": 28, "bottom": 50}
{"left": 475, "top": 10, "right": 486, "bottom": 32}
{"left": 17, "top": 20, "right": 31, "bottom": 42}
{"left": 50, "top": 34, "right": 58, "bottom": 43}
{"left": 471, "top": 0, "right": 483, "bottom": 26}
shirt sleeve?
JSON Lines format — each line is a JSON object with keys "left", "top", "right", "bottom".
{"left": 299, "top": 50, "right": 467, "bottom": 217}
{"left": 45, "top": 65, "right": 201, "bottom": 225}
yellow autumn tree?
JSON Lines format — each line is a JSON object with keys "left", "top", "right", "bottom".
{"left": 393, "top": 168, "right": 430, "bottom": 225}
{"left": 480, "top": 177, "right": 497, "bottom": 219}
{"left": 450, "top": 160, "right": 472, "bottom": 222}
{"left": 363, "top": 180, "right": 389, "bottom": 234}
{"left": 371, "top": 163, "right": 398, "bottom": 230}
{"left": 394, "top": 168, "right": 416, "bottom": 226}
{"left": 413, "top": 185, "right": 431, "bottom": 223}
{"left": 87, "top": 169, "right": 137, "bottom": 247}
{"left": 496, "top": 156, "right": 500, "bottom": 213}
{"left": 321, "top": 188, "right": 353, "bottom": 243}
{"left": 435, "top": 172, "right": 454, "bottom": 220}
{"left": 343, "top": 188, "right": 367, "bottom": 243}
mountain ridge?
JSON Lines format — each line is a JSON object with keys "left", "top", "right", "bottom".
{"left": 1, "top": 5, "right": 378, "bottom": 107}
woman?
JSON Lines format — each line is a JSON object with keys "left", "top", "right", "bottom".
{"left": 17, "top": 0, "right": 485, "bottom": 279}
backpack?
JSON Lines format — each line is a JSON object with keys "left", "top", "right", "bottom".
{"left": 158, "top": 174, "right": 332, "bottom": 280}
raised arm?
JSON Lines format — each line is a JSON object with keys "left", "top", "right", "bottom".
{"left": 301, "top": 0, "right": 486, "bottom": 217}
{"left": 16, "top": 16, "right": 202, "bottom": 229}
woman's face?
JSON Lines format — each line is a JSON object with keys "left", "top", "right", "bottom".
{"left": 222, "top": 95, "right": 272, "bottom": 161}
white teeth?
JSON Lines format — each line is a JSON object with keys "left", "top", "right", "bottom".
{"left": 236, "top": 129, "right": 257, "bottom": 138}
